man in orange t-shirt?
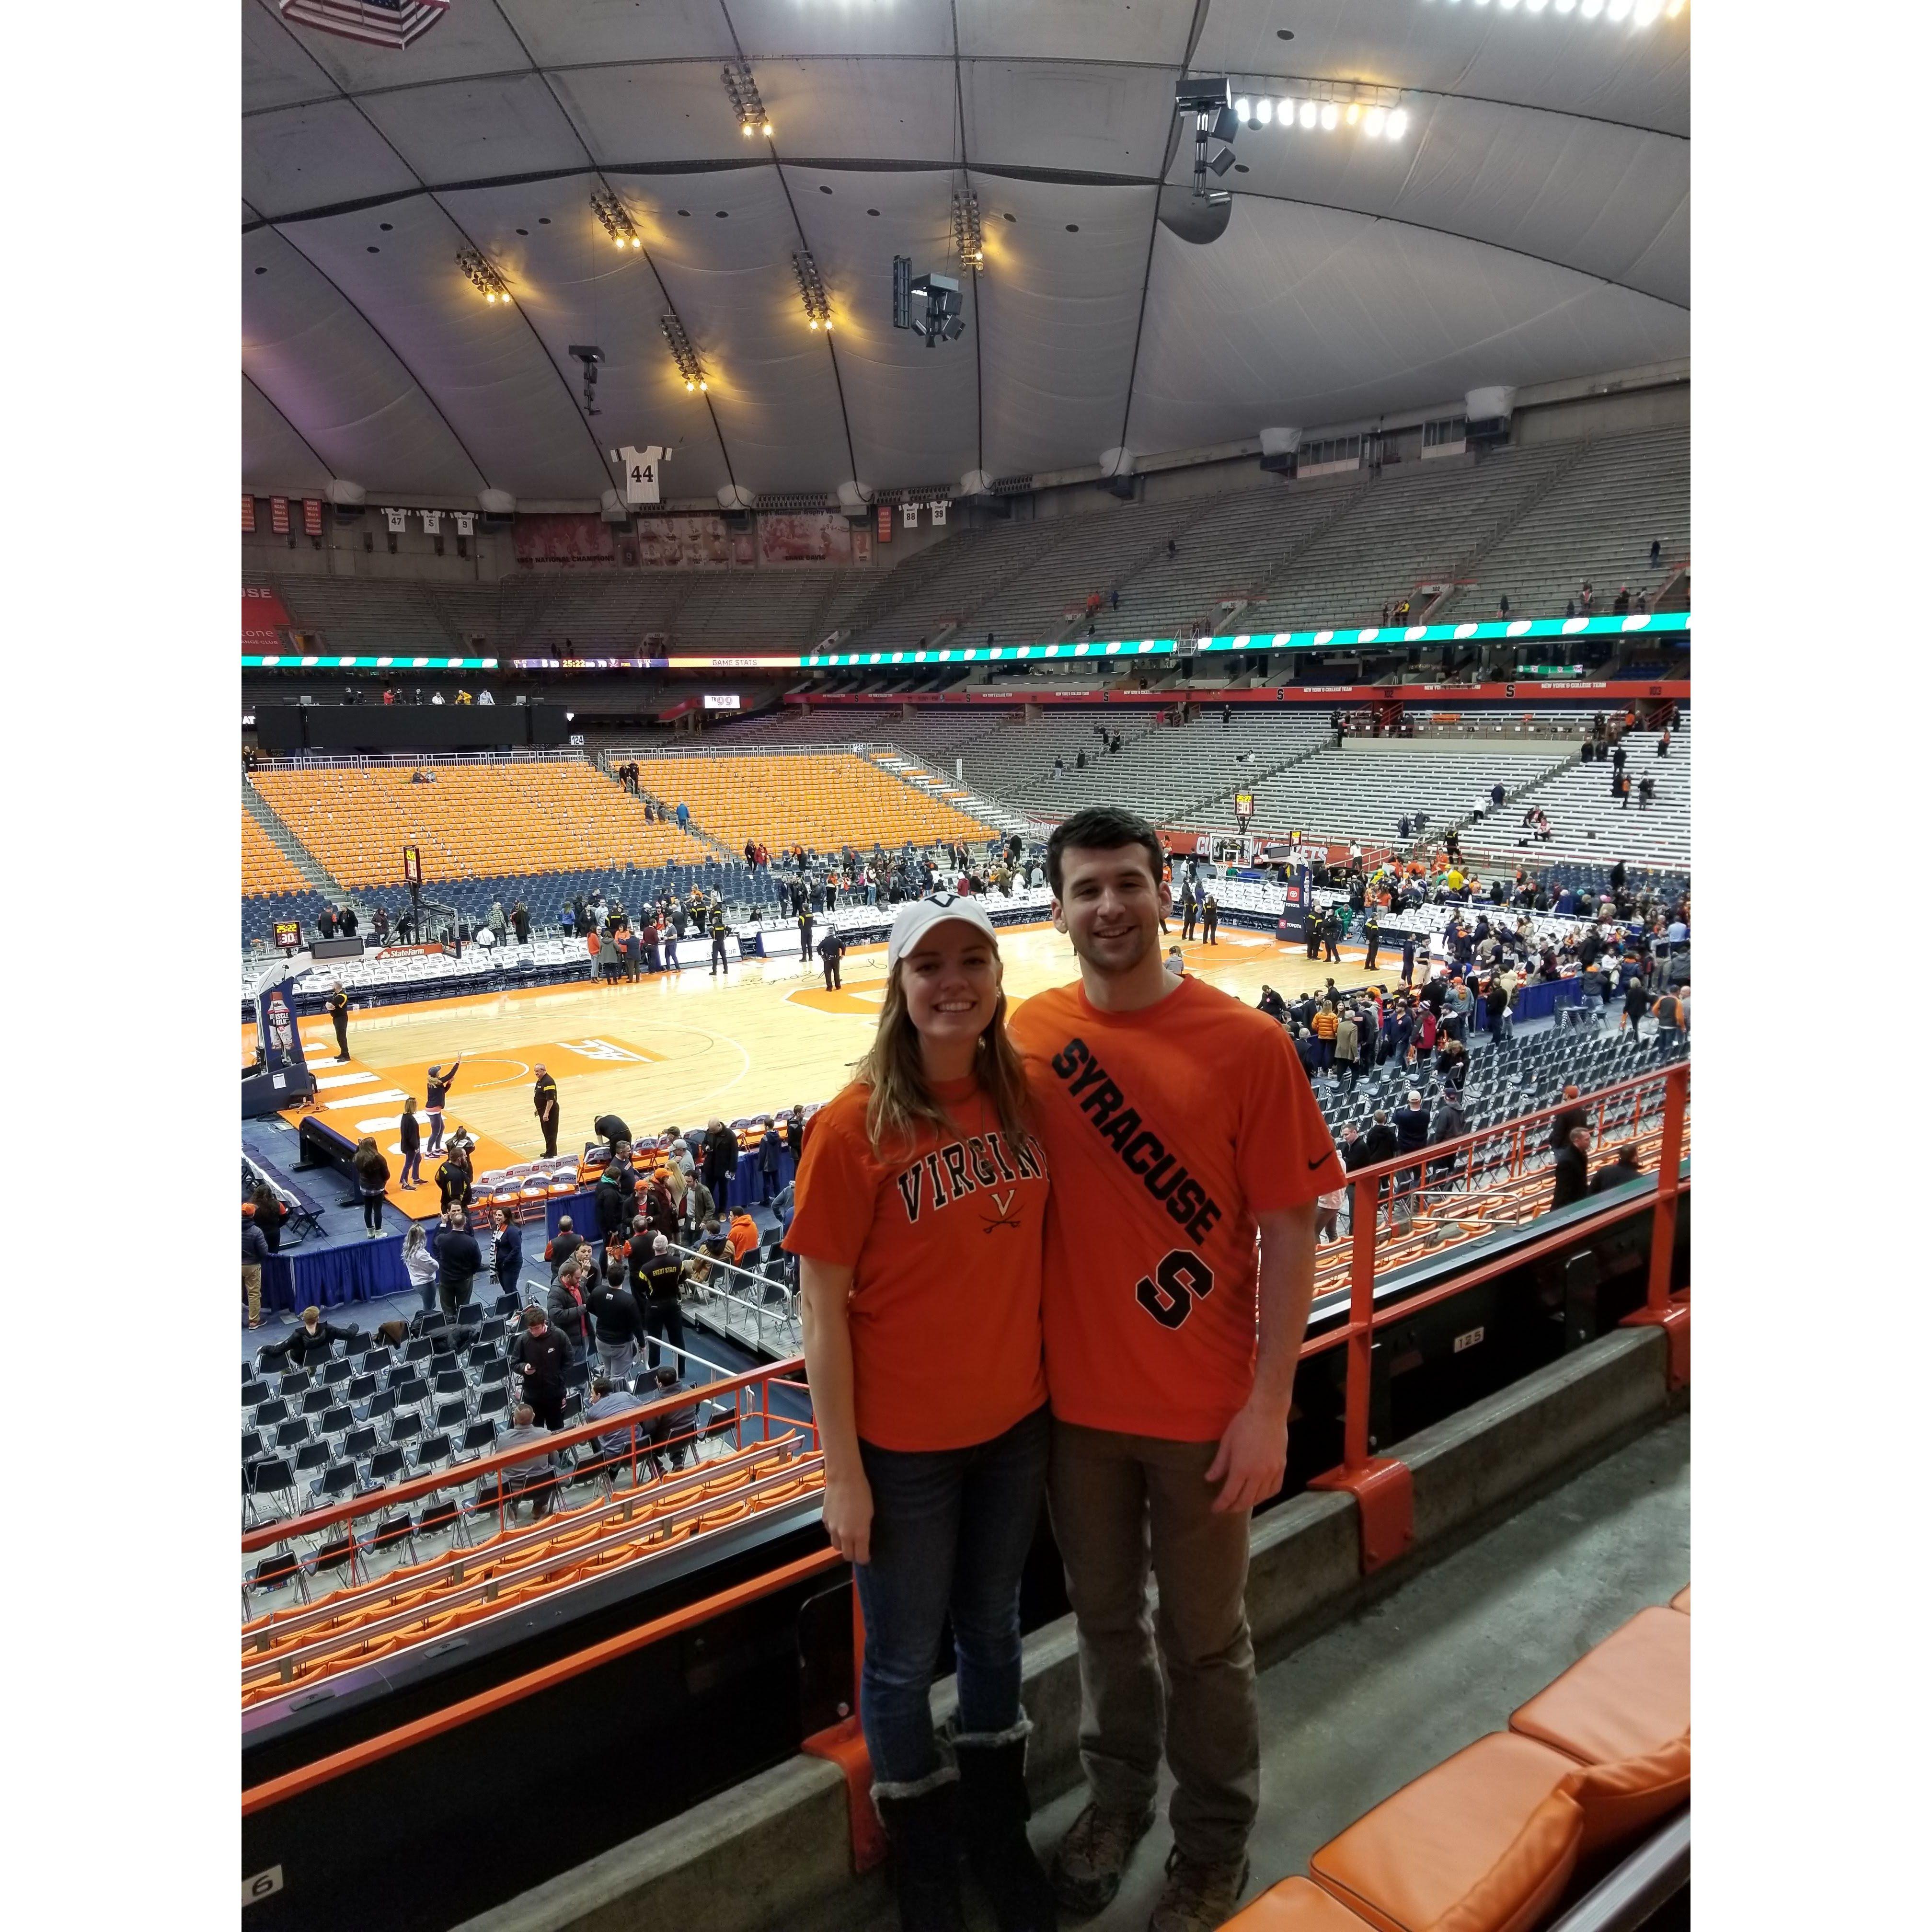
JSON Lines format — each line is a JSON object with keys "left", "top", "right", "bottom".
{"left": 1007, "top": 804, "right": 1338, "bottom": 1930}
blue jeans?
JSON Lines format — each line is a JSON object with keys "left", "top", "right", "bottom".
{"left": 400, "top": 1150, "right": 422, "bottom": 1187}
{"left": 854, "top": 1403, "right": 1050, "bottom": 1792}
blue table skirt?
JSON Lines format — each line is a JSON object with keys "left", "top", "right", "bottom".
{"left": 261, "top": 1231, "right": 407, "bottom": 1314}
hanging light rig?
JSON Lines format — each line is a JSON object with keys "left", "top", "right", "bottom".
{"left": 793, "top": 252, "right": 833, "bottom": 332}
{"left": 456, "top": 248, "right": 512, "bottom": 306}
{"left": 721, "top": 63, "right": 771, "bottom": 138}
{"left": 1175, "top": 78, "right": 1240, "bottom": 202}
{"left": 952, "top": 190, "right": 984, "bottom": 271}
{"left": 590, "top": 190, "right": 642, "bottom": 251}
{"left": 662, "top": 312, "right": 708, "bottom": 393}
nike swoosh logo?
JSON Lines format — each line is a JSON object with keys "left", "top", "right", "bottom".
{"left": 1308, "top": 1155, "right": 1332, "bottom": 1171}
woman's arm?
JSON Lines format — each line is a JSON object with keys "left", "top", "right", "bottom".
{"left": 799, "top": 1256, "right": 871, "bottom": 1565}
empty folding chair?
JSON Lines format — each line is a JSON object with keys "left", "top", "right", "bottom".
{"left": 434, "top": 1369, "right": 468, "bottom": 1402}
{"left": 278, "top": 1371, "right": 312, "bottom": 1400}
{"left": 403, "top": 1335, "right": 435, "bottom": 1365}
{"left": 389, "top": 1411, "right": 424, "bottom": 1450}
{"left": 312, "top": 1461, "right": 359, "bottom": 1510}
{"left": 455, "top": 1419, "right": 497, "bottom": 1463}
{"left": 252, "top": 1397, "right": 290, "bottom": 1430}
{"left": 390, "top": 1375, "right": 428, "bottom": 1413}
{"left": 342, "top": 1423, "right": 378, "bottom": 1465}
{"left": 241, "top": 1429, "right": 263, "bottom": 1465}
{"left": 246, "top": 1550, "right": 308, "bottom": 1609}
{"left": 474, "top": 1385, "right": 510, "bottom": 1423}
{"left": 247, "top": 1455, "right": 296, "bottom": 1518}
{"left": 479, "top": 1318, "right": 508, "bottom": 1346}
{"left": 414, "top": 1494, "right": 468, "bottom": 1550}
{"left": 359, "top": 1386, "right": 397, "bottom": 1430}
{"left": 345, "top": 1373, "right": 377, "bottom": 1407}
{"left": 300, "top": 1387, "right": 334, "bottom": 1417}
{"left": 433, "top": 1398, "right": 469, "bottom": 1437}
{"left": 241, "top": 1379, "right": 269, "bottom": 1410}
{"left": 274, "top": 1419, "right": 311, "bottom": 1452}
{"left": 357, "top": 1349, "right": 392, "bottom": 1377}
{"left": 364, "top": 1445, "right": 406, "bottom": 1489}
{"left": 358, "top": 1512, "right": 417, "bottom": 1568}
{"left": 322, "top": 1358, "right": 353, "bottom": 1388}
{"left": 476, "top": 1357, "right": 510, "bottom": 1390}
{"left": 413, "top": 1431, "right": 452, "bottom": 1472}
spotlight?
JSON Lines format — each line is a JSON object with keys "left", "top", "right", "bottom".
{"left": 1208, "top": 147, "right": 1237, "bottom": 175}
{"left": 1234, "top": 97, "right": 1251, "bottom": 122}
{"left": 1608, "top": 0, "right": 1632, "bottom": 14}
{"left": 952, "top": 190, "right": 985, "bottom": 270}
{"left": 1255, "top": 98, "right": 1272, "bottom": 126}
{"left": 590, "top": 190, "right": 641, "bottom": 252}
{"left": 662, "top": 311, "right": 709, "bottom": 392}
{"left": 793, "top": 250, "right": 833, "bottom": 331}
{"left": 456, "top": 248, "right": 512, "bottom": 307}
{"left": 1320, "top": 102, "right": 1338, "bottom": 129}
{"left": 1346, "top": 103, "right": 1361, "bottom": 125}
{"left": 1634, "top": 0, "right": 1662, "bottom": 18}
{"left": 1582, "top": 0, "right": 1603, "bottom": 11}
{"left": 1387, "top": 108, "right": 1410, "bottom": 140}
{"left": 1365, "top": 105, "right": 1387, "bottom": 137}
{"left": 891, "top": 256, "right": 966, "bottom": 347}
{"left": 721, "top": 62, "right": 770, "bottom": 139}
{"left": 1281, "top": 98, "right": 1299, "bottom": 127}
{"left": 1528, "top": 0, "right": 1549, "bottom": 10}
{"left": 1299, "top": 100, "right": 1317, "bottom": 128}
{"left": 1557, "top": 0, "right": 1576, "bottom": 10}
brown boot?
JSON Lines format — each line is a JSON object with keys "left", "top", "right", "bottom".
{"left": 1050, "top": 1800, "right": 1156, "bottom": 1917}
{"left": 1145, "top": 1848, "right": 1250, "bottom": 1932}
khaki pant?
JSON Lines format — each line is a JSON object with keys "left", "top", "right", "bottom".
{"left": 1047, "top": 1420, "right": 1258, "bottom": 1865}
{"left": 243, "top": 1264, "right": 263, "bottom": 1326}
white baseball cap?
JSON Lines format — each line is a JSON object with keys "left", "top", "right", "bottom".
{"left": 886, "top": 892, "right": 1000, "bottom": 970}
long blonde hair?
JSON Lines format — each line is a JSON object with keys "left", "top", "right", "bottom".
{"left": 855, "top": 955, "right": 1034, "bottom": 1164}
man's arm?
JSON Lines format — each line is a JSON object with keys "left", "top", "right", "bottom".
{"left": 1206, "top": 1200, "right": 1320, "bottom": 1513}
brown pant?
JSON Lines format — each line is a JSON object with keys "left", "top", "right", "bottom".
{"left": 1047, "top": 1419, "right": 1258, "bottom": 1865}
{"left": 242, "top": 1265, "right": 263, "bottom": 1326}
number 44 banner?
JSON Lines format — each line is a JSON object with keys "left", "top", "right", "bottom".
{"left": 618, "top": 445, "right": 669, "bottom": 507}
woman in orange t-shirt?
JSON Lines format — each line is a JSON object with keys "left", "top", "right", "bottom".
{"left": 785, "top": 894, "right": 1055, "bottom": 1932}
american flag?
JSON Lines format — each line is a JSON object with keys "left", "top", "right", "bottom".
{"left": 278, "top": 0, "right": 449, "bottom": 51}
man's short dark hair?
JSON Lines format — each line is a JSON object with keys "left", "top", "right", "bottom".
{"left": 1046, "top": 806, "right": 1165, "bottom": 898}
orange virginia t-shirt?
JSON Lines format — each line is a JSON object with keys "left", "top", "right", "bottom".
{"left": 782, "top": 1075, "right": 1050, "bottom": 1452}
{"left": 1008, "top": 974, "right": 1342, "bottom": 1442}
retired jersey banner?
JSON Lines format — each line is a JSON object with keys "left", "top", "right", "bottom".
{"left": 243, "top": 586, "right": 294, "bottom": 648}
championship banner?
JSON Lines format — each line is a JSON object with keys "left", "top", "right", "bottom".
{"left": 258, "top": 977, "right": 307, "bottom": 1074}
{"left": 242, "top": 494, "right": 256, "bottom": 534}
{"left": 876, "top": 504, "right": 893, "bottom": 542}
{"left": 303, "top": 497, "right": 323, "bottom": 536}
{"left": 271, "top": 496, "right": 290, "bottom": 535}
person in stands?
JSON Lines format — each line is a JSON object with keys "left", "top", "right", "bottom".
{"left": 351, "top": 1136, "right": 389, "bottom": 1236}
{"left": 637, "top": 1231, "right": 687, "bottom": 1371}
{"left": 491, "top": 1404, "right": 562, "bottom": 1518}
{"left": 788, "top": 893, "right": 1055, "bottom": 1932}
{"left": 1005, "top": 806, "right": 1337, "bottom": 1932}
{"left": 759, "top": 1121, "right": 784, "bottom": 1204}
{"left": 402, "top": 1223, "right": 438, "bottom": 1316}
{"left": 1590, "top": 1142, "right": 1644, "bottom": 1194}
{"left": 283, "top": 1305, "right": 358, "bottom": 1370}
{"left": 547, "top": 1256, "right": 591, "bottom": 1362}
{"left": 242, "top": 1203, "right": 269, "bottom": 1330}
{"left": 727, "top": 1207, "right": 760, "bottom": 1267}
{"left": 430, "top": 1206, "right": 481, "bottom": 1319}
{"left": 585, "top": 1374, "right": 647, "bottom": 1478}
{"left": 492, "top": 1207, "right": 522, "bottom": 1304}
{"left": 509, "top": 1306, "right": 571, "bottom": 1430}
{"left": 532, "top": 1065, "right": 560, "bottom": 1160}
{"left": 1550, "top": 1127, "right": 1593, "bottom": 1209}
{"left": 587, "top": 1254, "right": 645, "bottom": 1384}
{"left": 545, "top": 1214, "right": 584, "bottom": 1280}
{"left": 644, "top": 1364, "right": 701, "bottom": 1477}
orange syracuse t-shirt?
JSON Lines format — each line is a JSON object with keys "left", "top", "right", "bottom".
{"left": 1008, "top": 974, "right": 1342, "bottom": 1442}
{"left": 782, "top": 1075, "right": 1050, "bottom": 1452}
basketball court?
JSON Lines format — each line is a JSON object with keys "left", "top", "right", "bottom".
{"left": 262, "top": 921, "right": 1386, "bottom": 1212}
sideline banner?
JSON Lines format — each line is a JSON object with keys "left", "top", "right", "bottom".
{"left": 258, "top": 977, "right": 307, "bottom": 1074}
{"left": 243, "top": 586, "right": 294, "bottom": 647}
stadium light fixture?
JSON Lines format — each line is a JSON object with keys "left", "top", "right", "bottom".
{"left": 1254, "top": 97, "right": 1273, "bottom": 125}
{"left": 1365, "top": 105, "right": 1387, "bottom": 137}
{"left": 1387, "top": 108, "right": 1410, "bottom": 140}
{"left": 793, "top": 251, "right": 833, "bottom": 331}
{"left": 1299, "top": 99, "right": 1318, "bottom": 128}
{"left": 662, "top": 311, "right": 709, "bottom": 391}
{"left": 455, "top": 249, "right": 511, "bottom": 307}
{"left": 589, "top": 190, "right": 642, "bottom": 251}
{"left": 952, "top": 190, "right": 985, "bottom": 270}
{"left": 1320, "top": 102, "right": 1339, "bottom": 129}
{"left": 721, "top": 63, "right": 770, "bottom": 139}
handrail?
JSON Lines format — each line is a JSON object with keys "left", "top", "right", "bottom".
{"left": 242, "top": 1354, "right": 806, "bottom": 1555}
{"left": 241, "top": 1547, "right": 843, "bottom": 1817}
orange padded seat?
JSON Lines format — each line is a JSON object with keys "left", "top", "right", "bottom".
{"left": 1508, "top": 1606, "right": 1689, "bottom": 1853}
{"left": 1668, "top": 1585, "right": 1689, "bottom": 1614}
{"left": 1509, "top": 1607, "right": 1689, "bottom": 1768}
{"left": 1223, "top": 1875, "right": 1380, "bottom": 1930}
{"left": 1309, "top": 1732, "right": 1583, "bottom": 1932}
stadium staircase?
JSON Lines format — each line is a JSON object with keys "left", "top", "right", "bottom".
{"left": 1415, "top": 439, "right": 1598, "bottom": 623}
{"left": 593, "top": 751, "right": 740, "bottom": 864}
{"left": 862, "top": 747, "right": 1035, "bottom": 840}
{"left": 244, "top": 777, "right": 340, "bottom": 897}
